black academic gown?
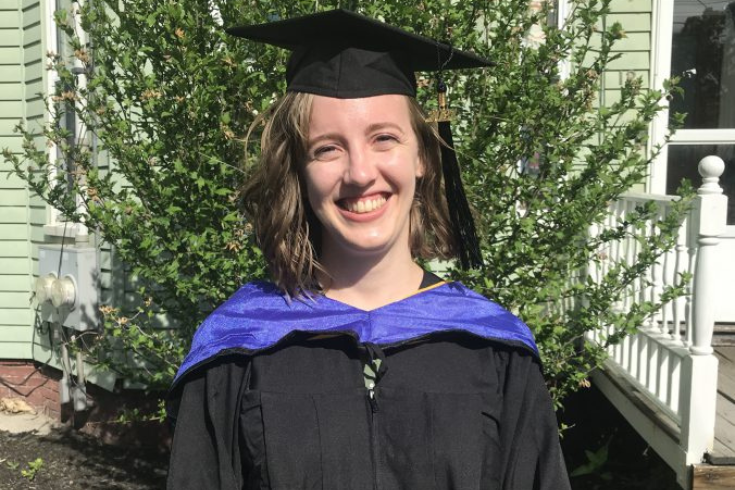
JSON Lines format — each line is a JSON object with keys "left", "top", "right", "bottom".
{"left": 166, "top": 333, "right": 571, "bottom": 490}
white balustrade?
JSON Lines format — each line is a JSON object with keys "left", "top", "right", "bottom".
{"left": 588, "top": 155, "right": 727, "bottom": 477}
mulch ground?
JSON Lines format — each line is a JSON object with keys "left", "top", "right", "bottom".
{"left": 0, "top": 427, "right": 167, "bottom": 490}
{"left": 560, "top": 386, "right": 680, "bottom": 490}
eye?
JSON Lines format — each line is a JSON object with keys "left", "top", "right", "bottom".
{"left": 311, "top": 145, "right": 340, "bottom": 161}
{"left": 373, "top": 134, "right": 399, "bottom": 149}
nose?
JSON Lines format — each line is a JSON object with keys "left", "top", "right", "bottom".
{"left": 344, "top": 146, "right": 377, "bottom": 187}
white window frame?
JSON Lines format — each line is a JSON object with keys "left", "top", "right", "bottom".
{"left": 43, "top": 0, "right": 88, "bottom": 239}
{"left": 44, "top": 0, "right": 66, "bottom": 237}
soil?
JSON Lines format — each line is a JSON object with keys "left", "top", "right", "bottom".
{"left": 560, "top": 386, "right": 680, "bottom": 490}
{"left": 0, "top": 385, "right": 679, "bottom": 490}
{"left": 0, "top": 427, "right": 167, "bottom": 490}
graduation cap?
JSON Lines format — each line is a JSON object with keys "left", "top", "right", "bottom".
{"left": 227, "top": 9, "right": 488, "bottom": 269}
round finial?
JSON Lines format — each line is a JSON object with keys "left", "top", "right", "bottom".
{"left": 698, "top": 155, "right": 725, "bottom": 179}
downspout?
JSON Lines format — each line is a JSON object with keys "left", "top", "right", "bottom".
{"left": 73, "top": 338, "right": 87, "bottom": 411}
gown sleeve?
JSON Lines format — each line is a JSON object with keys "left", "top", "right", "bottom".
{"left": 167, "top": 356, "right": 251, "bottom": 490}
{"left": 497, "top": 348, "right": 571, "bottom": 490}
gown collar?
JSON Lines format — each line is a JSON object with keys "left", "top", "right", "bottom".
{"left": 172, "top": 280, "right": 538, "bottom": 386}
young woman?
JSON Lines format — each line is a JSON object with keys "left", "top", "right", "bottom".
{"left": 167, "top": 9, "right": 571, "bottom": 490}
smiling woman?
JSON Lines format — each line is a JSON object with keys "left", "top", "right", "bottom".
{"left": 166, "top": 9, "right": 571, "bottom": 490}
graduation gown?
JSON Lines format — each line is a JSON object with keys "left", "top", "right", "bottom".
{"left": 166, "top": 278, "right": 571, "bottom": 490}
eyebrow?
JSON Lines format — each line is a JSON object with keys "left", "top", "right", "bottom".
{"left": 307, "top": 133, "right": 344, "bottom": 148}
{"left": 365, "top": 122, "right": 406, "bottom": 135}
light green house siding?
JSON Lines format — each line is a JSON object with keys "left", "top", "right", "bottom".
{"left": 605, "top": 0, "right": 652, "bottom": 108}
{"left": 21, "top": 0, "right": 48, "bottom": 322}
{"left": 591, "top": 0, "right": 654, "bottom": 192}
{"left": 0, "top": 0, "right": 47, "bottom": 360}
{"left": 0, "top": 0, "right": 33, "bottom": 359}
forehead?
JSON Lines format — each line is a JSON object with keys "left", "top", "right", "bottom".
{"left": 308, "top": 94, "right": 412, "bottom": 130}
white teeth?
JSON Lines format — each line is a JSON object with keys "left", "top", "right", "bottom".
{"left": 345, "top": 196, "right": 387, "bottom": 214}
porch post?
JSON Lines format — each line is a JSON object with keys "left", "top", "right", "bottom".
{"left": 691, "top": 156, "right": 727, "bottom": 355}
{"left": 680, "top": 156, "right": 727, "bottom": 465}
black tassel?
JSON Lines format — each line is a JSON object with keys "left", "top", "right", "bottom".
{"left": 436, "top": 82, "right": 482, "bottom": 269}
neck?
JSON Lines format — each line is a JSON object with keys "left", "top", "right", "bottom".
{"left": 318, "top": 244, "right": 424, "bottom": 311}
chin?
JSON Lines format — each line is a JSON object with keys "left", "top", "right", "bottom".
{"left": 339, "top": 238, "right": 396, "bottom": 256}
{"left": 327, "top": 230, "right": 408, "bottom": 258}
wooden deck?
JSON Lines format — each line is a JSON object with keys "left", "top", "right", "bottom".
{"left": 710, "top": 347, "right": 735, "bottom": 463}
{"left": 690, "top": 348, "right": 735, "bottom": 490}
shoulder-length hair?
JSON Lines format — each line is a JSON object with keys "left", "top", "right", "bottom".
{"left": 239, "top": 92, "right": 457, "bottom": 296}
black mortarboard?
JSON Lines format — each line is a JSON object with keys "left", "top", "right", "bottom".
{"left": 226, "top": 9, "right": 492, "bottom": 99}
{"left": 227, "top": 9, "right": 487, "bottom": 268}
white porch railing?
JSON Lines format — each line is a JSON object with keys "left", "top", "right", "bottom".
{"left": 587, "top": 156, "right": 728, "bottom": 488}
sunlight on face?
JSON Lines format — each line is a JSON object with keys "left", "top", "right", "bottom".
{"left": 304, "top": 94, "right": 424, "bottom": 260}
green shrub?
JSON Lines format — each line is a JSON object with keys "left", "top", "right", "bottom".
{"left": 3, "top": 0, "right": 690, "bottom": 407}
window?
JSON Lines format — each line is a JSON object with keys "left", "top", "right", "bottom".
{"left": 669, "top": 1, "right": 735, "bottom": 130}
{"left": 653, "top": 0, "right": 735, "bottom": 225}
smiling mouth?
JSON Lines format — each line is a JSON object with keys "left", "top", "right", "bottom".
{"left": 338, "top": 195, "right": 388, "bottom": 214}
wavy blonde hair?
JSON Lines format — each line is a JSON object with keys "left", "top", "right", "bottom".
{"left": 239, "top": 92, "right": 456, "bottom": 296}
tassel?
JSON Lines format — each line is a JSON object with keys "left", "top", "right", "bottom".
{"left": 435, "top": 80, "right": 483, "bottom": 269}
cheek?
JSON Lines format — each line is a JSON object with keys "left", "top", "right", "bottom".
{"left": 397, "top": 156, "right": 423, "bottom": 194}
{"left": 304, "top": 178, "right": 322, "bottom": 213}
